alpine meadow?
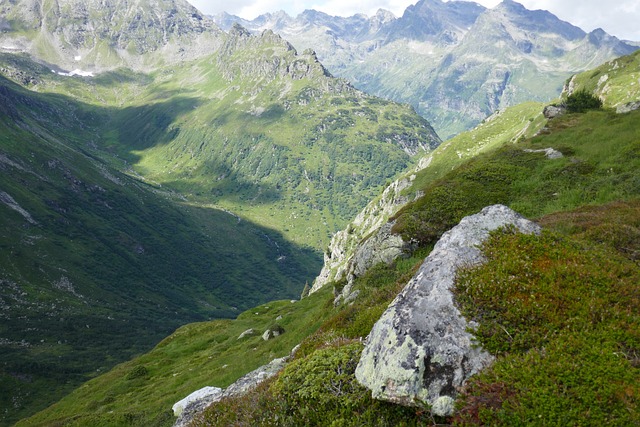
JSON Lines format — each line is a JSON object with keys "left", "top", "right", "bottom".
{"left": 0, "top": 0, "right": 638, "bottom": 426}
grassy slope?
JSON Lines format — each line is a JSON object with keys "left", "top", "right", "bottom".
{"left": 17, "top": 286, "right": 335, "bottom": 427}
{"left": 107, "top": 55, "right": 438, "bottom": 249}
{"left": 192, "top": 106, "right": 639, "bottom": 426}
{"left": 0, "top": 72, "right": 320, "bottom": 425}
{"left": 22, "top": 85, "right": 640, "bottom": 425}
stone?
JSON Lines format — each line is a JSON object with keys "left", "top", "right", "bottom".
{"left": 616, "top": 101, "right": 640, "bottom": 114}
{"left": 523, "top": 147, "right": 563, "bottom": 159}
{"left": 173, "top": 356, "right": 290, "bottom": 426}
{"left": 543, "top": 104, "right": 565, "bottom": 119}
{"left": 262, "top": 326, "right": 284, "bottom": 341}
{"left": 355, "top": 205, "right": 541, "bottom": 416}
{"left": 172, "top": 386, "right": 222, "bottom": 417}
{"left": 237, "top": 328, "right": 254, "bottom": 339}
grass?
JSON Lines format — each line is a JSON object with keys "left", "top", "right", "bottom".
{"left": 17, "top": 287, "right": 335, "bottom": 427}
{"left": 0, "top": 72, "right": 320, "bottom": 425}
{"left": 453, "top": 207, "right": 640, "bottom": 426}
{"left": 392, "top": 108, "right": 640, "bottom": 248}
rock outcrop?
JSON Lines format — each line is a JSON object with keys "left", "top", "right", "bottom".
{"left": 173, "top": 355, "right": 290, "bottom": 427}
{"left": 355, "top": 205, "right": 541, "bottom": 416}
{"left": 616, "top": 101, "right": 640, "bottom": 114}
{"left": 311, "top": 157, "right": 433, "bottom": 297}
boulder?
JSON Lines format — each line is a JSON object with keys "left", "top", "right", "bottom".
{"left": 173, "top": 356, "right": 289, "bottom": 426}
{"left": 355, "top": 205, "right": 541, "bottom": 416}
{"left": 172, "top": 386, "right": 222, "bottom": 418}
{"left": 237, "top": 328, "right": 255, "bottom": 339}
{"left": 543, "top": 104, "right": 565, "bottom": 119}
{"left": 616, "top": 101, "right": 640, "bottom": 114}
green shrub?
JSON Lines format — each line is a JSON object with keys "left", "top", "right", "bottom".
{"left": 565, "top": 89, "right": 603, "bottom": 113}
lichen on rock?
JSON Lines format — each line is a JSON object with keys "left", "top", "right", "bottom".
{"left": 355, "top": 205, "right": 541, "bottom": 416}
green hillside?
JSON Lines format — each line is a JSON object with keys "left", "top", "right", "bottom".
{"left": 20, "top": 50, "right": 640, "bottom": 425}
{"left": 0, "top": 19, "right": 439, "bottom": 424}
{"left": 0, "top": 71, "right": 321, "bottom": 425}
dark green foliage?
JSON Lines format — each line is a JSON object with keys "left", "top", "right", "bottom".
{"left": 565, "top": 89, "right": 603, "bottom": 113}
{"left": 196, "top": 342, "right": 431, "bottom": 426}
{"left": 125, "top": 365, "right": 149, "bottom": 380}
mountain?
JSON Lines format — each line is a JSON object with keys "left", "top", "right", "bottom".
{"left": 0, "top": 0, "right": 223, "bottom": 71}
{"left": 21, "top": 49, "right": 640, "bottom": 426}
{"left": 0, "top": 1, "right": 440, "bottom": 424}
{"left": 214, "top": 0, "right": 638, "bottom": 139}
{"left": 0, "top": 63, "right": 325, "bottom": 425}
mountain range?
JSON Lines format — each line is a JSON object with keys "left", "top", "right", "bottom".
{"left": 214, "top": 0, "right": 638, "bottom": 138}
{"left": 0, "top": 0, "right": 638, "bottom": 425}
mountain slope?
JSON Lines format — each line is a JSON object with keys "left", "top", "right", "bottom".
{"left": 0, "top": 0, "right": 223, "bottom": 71}
{"left": 0, "top": 70, "right": 322, "bottom": 425}
{"left": 216, "top": 0, "right": 638, "bottom": 138}
{"left": 0, "top": 2, "right": 440, "bottom": 423}
{"left": 21, "top": 50, "right": 640, "bottom": 426}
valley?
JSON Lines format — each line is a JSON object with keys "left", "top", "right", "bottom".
{"left": 0, "top": 0, "right": 638, "bottom": 426}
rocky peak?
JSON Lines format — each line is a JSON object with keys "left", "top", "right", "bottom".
{"left": 387, "top": 0, "right": 485, "bottom": 43}
{"left": 489, "top": 0, "right": 585, "bottom": 40}
{"left": 0, "top": 0, "right": 224, "bottom": 70}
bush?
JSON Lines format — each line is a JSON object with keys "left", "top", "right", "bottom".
{"left": 565, "top": 89, "right": 603, "bottom": 113}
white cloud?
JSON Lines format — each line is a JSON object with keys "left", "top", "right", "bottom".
{"left": 187, "top": 0, "right": 640, "bottom": 41}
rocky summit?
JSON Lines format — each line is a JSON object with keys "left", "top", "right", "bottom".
{"left": 216, "top": 0, "right": 637, "bottom": 138}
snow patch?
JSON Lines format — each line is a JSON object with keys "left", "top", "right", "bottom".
{"left": 52, "top": 69, "right": 94, "bottom": 77}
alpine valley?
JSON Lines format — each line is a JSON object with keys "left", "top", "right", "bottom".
{"left": 0, "top": 0, "right": 638, "bottom": 426}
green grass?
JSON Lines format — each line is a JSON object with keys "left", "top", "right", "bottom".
{"left": 452, "top": 207, "right": 640, "bottom": 426}
{"left": 393, "top": 108, "right": 640, "bottom": 247}
{"left": 17, "top": 287, "right": 335, "bottom": 427}
{"left": 0, "top": 73, "right": 321, "bottom": 425}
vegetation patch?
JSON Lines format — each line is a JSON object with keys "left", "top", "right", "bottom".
{"left": 453, "top": 223, "right": 639, "bottom": 426}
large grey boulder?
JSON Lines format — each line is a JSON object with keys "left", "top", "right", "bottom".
{"left": 355, "top": 205, "right": 541, "bottom": 416}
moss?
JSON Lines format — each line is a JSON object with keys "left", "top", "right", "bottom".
{"left": 453, "top": 225, "right": 640, "bottom": 426}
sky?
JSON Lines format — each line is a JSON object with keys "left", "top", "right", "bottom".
{"left": 188, "top": 0, "right": 640, "bottom": 41}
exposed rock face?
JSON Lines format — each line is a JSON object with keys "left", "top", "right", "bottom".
{"left": 355, "top": 205, "right": 541, "bottom": 416}
{"left": 616, "top": 101, "right": 640, "bottom": 114}
{"left": 173, "top": 355, "right": 289, "bottom": 427}
{"left": 311, "top": 163, "right": 431, "bottom": 295}
{"left": 543, "top": 104, "right": 566, "bottom": 119}
{"left": 172, "top": 386, "right": 222, "bottom": 417}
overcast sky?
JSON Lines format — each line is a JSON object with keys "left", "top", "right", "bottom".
{"left": 188, "top": 0, "right": 640, "bottom": 41}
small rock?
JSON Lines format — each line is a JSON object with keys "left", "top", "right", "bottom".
{"left": 523, "top": 147, "right": 563, "bottom": 159}
{"left": 543, "top": 104, "right": 565, "bottom": 119}
{"left": 237, "top": 329, "right": 254, "bottom": 339}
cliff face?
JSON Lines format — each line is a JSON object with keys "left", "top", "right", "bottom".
{"left": 310, "top": 156, "right": 432, "bottom": 296}
{"left": 0, "top": 0, "right": 224, "bottom": 70}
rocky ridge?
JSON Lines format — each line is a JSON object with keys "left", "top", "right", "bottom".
{"left": 215, "top": 0, "right": 638, "bottom": 138}
{"left": 310, "top": 156, "right": 432, "bottom": 297}
{"left": 0, "top": 0, "right": 224, "bottom": 71}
